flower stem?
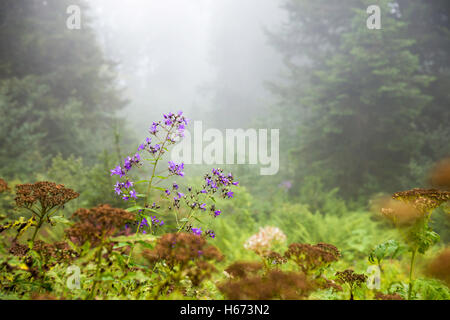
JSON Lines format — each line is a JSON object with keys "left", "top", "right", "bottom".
{"left": 408, "top": 249, "right": 417, "bottom": 300}
{"left": 127, "top": 125, "right": 174, "bottom": 265}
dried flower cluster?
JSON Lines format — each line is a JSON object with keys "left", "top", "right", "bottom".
{"left": 244, "top": 226, "right": 287, "bottom": 255}
{"left": 284, "top": 243, "right": 341, "bottom": 274}
{"left": 32, "top": 240, "right": 78, "bottom": 264}
{"left": 392, "top": 188, "right": 450, "bottom": 213}
{"left": 15, "top": 181, "right": 79, "bottom": 213}
{"left": 218, "top": 270, "right": 314, "bottom": 300}
{"left": 144, "top": 233, "right": 223, "bottom": 287}
{"left": 380, "top": 188, "right": 450, "bottom": 227}
{"left": 0, "top": 178, "right": 8, "bottom": 193}
{"left": 335, "top": 269, "right": 367, "bottom": 300}
{"left": 66, "top": 204, "right": 135, "bottom": 247}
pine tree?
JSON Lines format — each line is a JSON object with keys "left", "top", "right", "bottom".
{"left": 0, "top": 0, "right": 127, "bottom": 178}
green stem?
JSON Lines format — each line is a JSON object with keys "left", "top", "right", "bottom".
{"left": 408, "top": 249, "right": 417, "bottom": 300}
{"left": 30, "top": 216, "right": 44, "bottom": 246}
{"left": 127, "top": 126, "right": 174, "bottom": 265}
{"left": 88, "top": 245, "right": 103, "bottom": 300}
{"left": 177, "top": 209, "right": 195, "bottom": 233}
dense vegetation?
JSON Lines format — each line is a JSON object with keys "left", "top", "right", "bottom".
{"left": 0, "top": 0, "right": 449, "bottom": 300}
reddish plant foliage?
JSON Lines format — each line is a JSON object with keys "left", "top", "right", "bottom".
{"left": 15, "top": 181, "right": 79, "bottom": 213}
{"left": 66, "top": 204, "right": 135, "bottom": 247}
{"left": 218, "top": 270, "right": 314, "bottom": 300}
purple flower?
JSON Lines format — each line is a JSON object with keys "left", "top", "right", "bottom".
{"left": 110, "top": 165, "right": 125, "bottom": 177}
{"left": 172, "top": 182, "right": 179, "bottom": 190}
{"left": 124, "top": 180, "right": 133, "bottom": 188}
{"left": 149, "top": 144, "right": 161, "bottom": 154}
{"left": 165, "top": 189, "right": 171, "bottom": 196}
{"left": 232, "top": 181, "right": 239, "bottom": 186}
{"left": 199, "top": 203, "right": 207, "bottom": 211}
{"left": 192, "top": 227, "right": 202, "bottom": 236}
{"left": 214, "top": 210, "right": 221, "bottom": 217}
{"left": 114, "top": 182, "right": 122, "bottom": 195}
{"left": 149, "top": 122, "right": 158, "bottom": 135}
{"left": 168, "top": 161, "right": 185, "bottom": 177}
{"left": 226, "top": 191, "right": 234, "bottom": 198}
{"left": 130, "top": 189, "right": 137, "bottom": 199}
{"left": 174, "top": 192, "right": 185, "bottom": 201}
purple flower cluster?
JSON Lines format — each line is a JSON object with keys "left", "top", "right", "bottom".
{"left": 168, "top": 161, "right": 185, "bottom": 177}
{"left": 139, "top": 215, "right": 165, "bottom": 234}
{"left": 149, "top": 111, "right": 188, "bottom": 140}
{"left": 138, "top": 137, "right": 161, "bottom": 155}
{"left": 110, "top": 153, "right": 141, "bottom": 180}
{"left": 114, "top": 181, "right": 138, "bottom": 201}
{"left": 188, "top": 226, "right": 216, "bottom": 239}
{"left": 204, "top": 168, "right": 239, "bottom": 199}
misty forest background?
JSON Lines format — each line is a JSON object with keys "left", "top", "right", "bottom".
{"left": 0, "top": 0, "right": 449, "bottom": 283}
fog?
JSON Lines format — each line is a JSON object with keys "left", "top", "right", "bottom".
{"left": 90, "top": 0, "right": 286, "bottom": 133}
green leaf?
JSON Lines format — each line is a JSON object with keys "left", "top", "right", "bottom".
{"left": 134, "top": 180, "right": 150, "bottom": 185}
{"left": 49, "top": 216, "right": 73, "bottom": 226}
{"left": 125, "top": 206, "right": 144, "bottom": 212}
{"left": 110, "top": 234, "right": 157, "bottom": 243}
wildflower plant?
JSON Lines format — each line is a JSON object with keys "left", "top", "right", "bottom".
{"left": 335, "top": 269, "right": 367, "bottom": 300}
{"left": 380, "top": 188, "right": 450, "bottom": 299}
{"left": 109, "top": 112, "right": 239, "bottom": 264}
{"left": 12, "top": 182, "right": 79, "bottom": 244}
{"left": 143, "top": 232, "right": 223, "bottom": 298}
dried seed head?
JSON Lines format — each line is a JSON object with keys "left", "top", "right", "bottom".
{"left": 284, "top": 243, "right": 340, "bottom": 274}
{"left": 143, "top": 232, "right": 223, "bottom": 287}
{"left": 66, "top": 204, "right": 135, "bottom": 247}
{"left": 335, "top": 269, "right": 367, "bottom": 287}
{"left": 15, "top": 181, "right": 79, "bottom": 212}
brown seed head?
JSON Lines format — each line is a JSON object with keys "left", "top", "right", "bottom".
{"left": 66, "top": 204, "right": 135, "bottom": 247}
{"left": 15, "top": 181, "right": 79, "bottom": 212}
{"left": 284, "top": 243, "right": 340, "bottom": 274}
